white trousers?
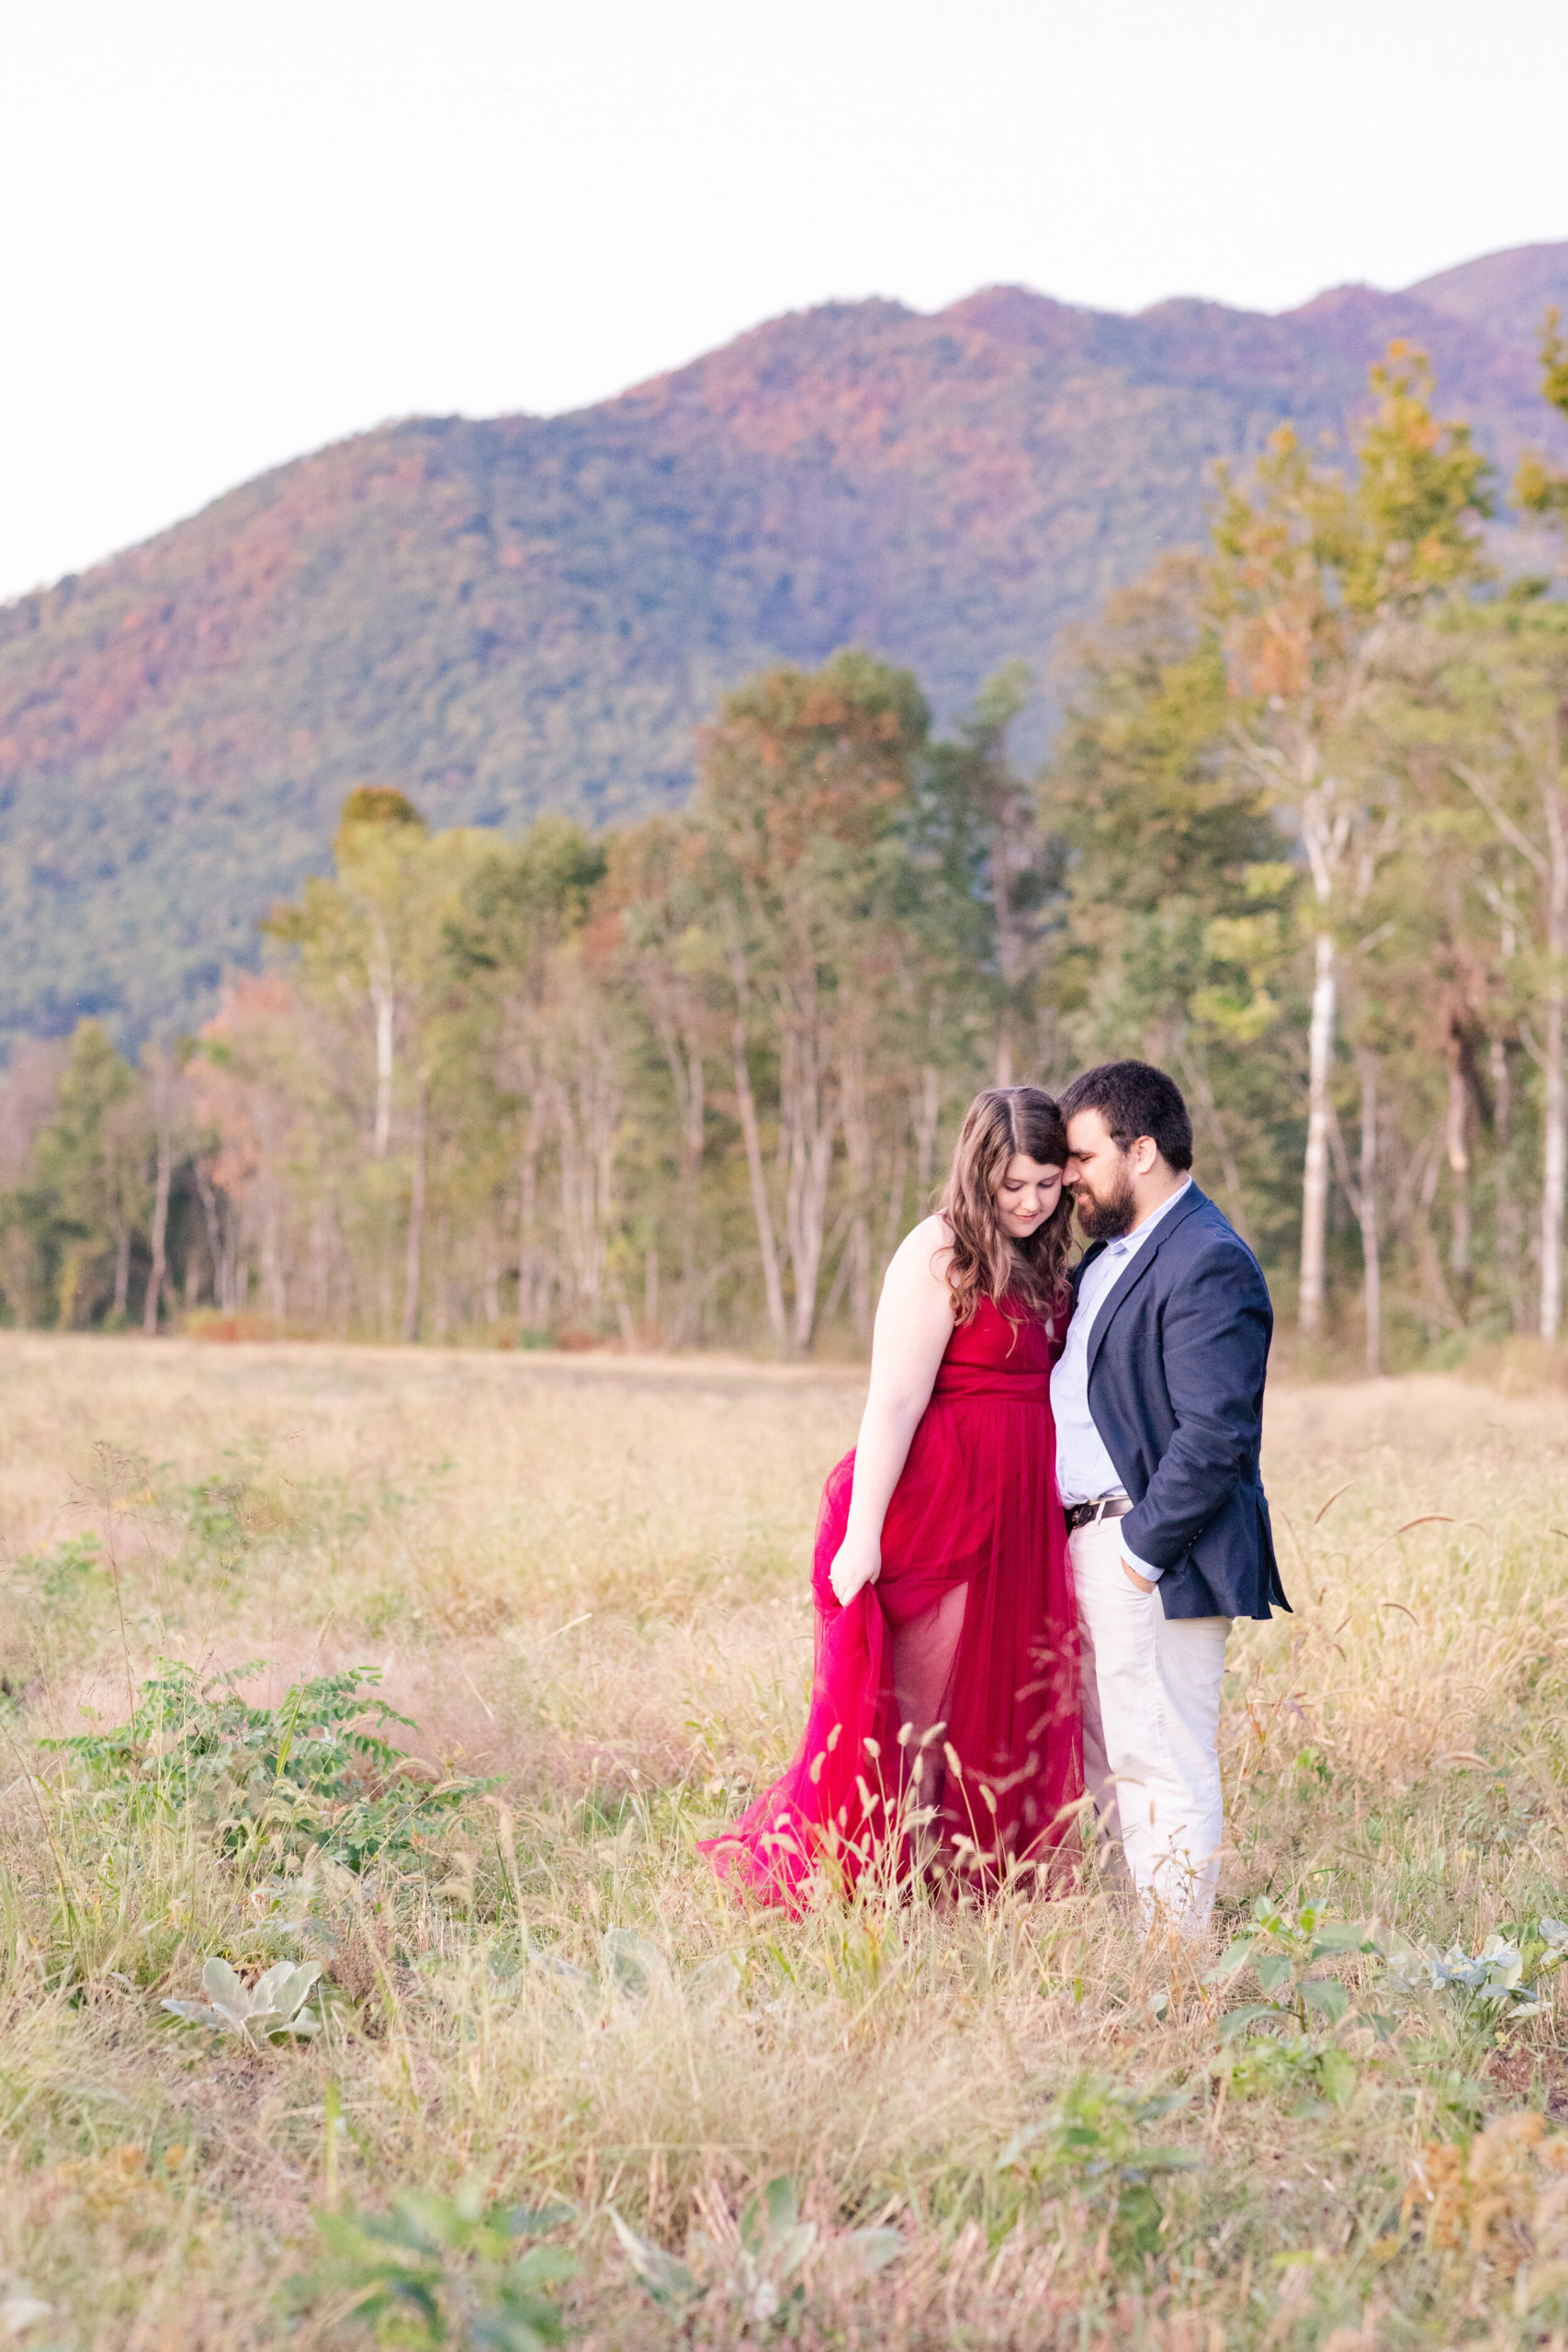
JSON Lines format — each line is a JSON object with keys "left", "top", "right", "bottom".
{"left": 1070, "top": 1519, "right": 1229, "bottom": 1934}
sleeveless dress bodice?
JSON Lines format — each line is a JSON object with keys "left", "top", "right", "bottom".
{"left": 930, "top": 1293, "right": 1055, "bottom": 1403}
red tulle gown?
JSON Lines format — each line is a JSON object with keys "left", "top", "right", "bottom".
{"left": 701, "top": 1296, "right": 1081, "bottom": 1909}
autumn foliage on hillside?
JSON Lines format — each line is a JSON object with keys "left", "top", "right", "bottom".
{"left": 2, "top": 252, "right": 1567, "bottom": 1055}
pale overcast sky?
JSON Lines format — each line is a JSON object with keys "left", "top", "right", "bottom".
{"left": 5, "top": 0, "right": 1567, "bottom": 605}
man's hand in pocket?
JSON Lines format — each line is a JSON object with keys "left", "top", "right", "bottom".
{"left": 1121, "top": 1557, "right": 1156, "bottom": 1594}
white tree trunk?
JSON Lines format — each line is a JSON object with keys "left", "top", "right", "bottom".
{"left": 1542, "top": 742, "right": 1567, "bottom": 1341}
{"left": 194, "top": 1164, "right": 223, "bottom": 1308}
{"left": 263, "top": 1193, "right": 286, "bottom": 1325}
{"left": 370, "top": 925, "right": 394, "bottom": 1159}
{"left": 1175, "top": 1037, "right": 1248, "bottom": 1238}
{"left": 1358, "top": 1050, "right": 1380, "bottom": 1376}
{"left": 842, "top": 1037, "right": 873, "bottom": 1338}
{"left": 1299, "top": 926, "right": 1336, "bottom": 1338}
{"left": 142, "top": 1123, "right": 172, "bottom": 1333}
{"left": 914, "top": 1064, "right": 941, "bottom": 1201}
{"left": 401, "top": 1079, "right": 426, "bottom": 1341}
{"left": 1542, "top": 951, "right": 1565, "bottom": 1340}
{"left": 1490, "top": 1034, "right": 1521, "bottom": 1329}
{"left": 787, "top": 1111, "right": 835, "bottom": 1351}
{"left": 1446, "top": 1047, "right": 1471, "bottom": 1282}
{"left": 725, "top": 925, "right": 788, "bottom": 1348}
{"left": 517, "top": 1107, "right": 543, "bottom": 1331}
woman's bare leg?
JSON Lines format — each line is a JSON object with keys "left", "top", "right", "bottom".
{"left": 891, "top": 1583, "right": 967, "bottom": 1829}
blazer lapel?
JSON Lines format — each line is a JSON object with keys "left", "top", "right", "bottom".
{"left": 1085, "top": 1184, "right": 1210, "bottom": 1379}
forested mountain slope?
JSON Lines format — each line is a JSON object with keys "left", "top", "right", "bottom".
{"left": 2, "top": 241, "right": 1566, "bottom": 1051}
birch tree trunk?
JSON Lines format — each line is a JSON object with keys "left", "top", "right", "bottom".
{"left": 195, "top": 1164, "right": 224, "bottom": 1309}
{"left": 1174, "top": 1036, "right": 1248, "bottom": 1238}
{"left": 401, "top": 1078, "right": 427, "bottom": 1341}
{"left": 517, "top": 1103, "right": 543, "bottom": 1331}
{"left": 1534, "top": 702, "right": 1568, "bottom": 1340}
{"left": 1452, "top": 742, "right": 1566, "bottom": 1338}
{"left": 1490, "top": 1034, "right": 1521, "bottom": 1329}
{"left": 310, "top": 1204, "right": 331, "bottom": 1324}
{"left": 142, "top": 1122, "right": 172, "bottom": 1332}
{"left": 725, "top": 925, "right": 787, "bottom": 1348}
{"left": 112, "top": 1224, "right": 130, "bottom": 1321}
{"left": 783, "top": 1006, "right": 836, "bottom": 1352}
{"left": 555, "top": 1079, "right": 591, "bottom": 1312}
{"left": 913, "top": 1064, "right": 941, "bottom": 1200}
{"left": 369, "top": 923, "right": 394, "bottom": 1160}
{"left": 1358, "top": 1050, "right": 1381, "bottom": 1375}
{"left": 1445, "top": 1044, "right": 1471, "bottom": 1283}
{"left": 841, "top": 1035, "right": 873, "bottom": 1338}
{"left": 551, "top": 1008, "right": 621, "bottom": 1319}
{"left": 263, "top": 1191, "right": 286, "bottom": 1324}
{"left": 879, "top": 1129, "right": 909, "bottom": 1283}
{"left": 645, "top": 998, "right": 705, "bottom": 1314}
{"left": 1542, "top": 808, "right": 1567, "bottom": 1340}
{"left": 1300, "top": 924, "right": 1336, "bottom": 1338}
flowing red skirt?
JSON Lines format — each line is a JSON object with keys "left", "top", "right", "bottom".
{"left": 700, "top": 1299, "right": 1082, "bottom": 1909}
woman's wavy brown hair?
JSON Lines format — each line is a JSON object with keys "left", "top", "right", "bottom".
{"left": 938, "top": 1087, "right": 1073, "bottom": 1332}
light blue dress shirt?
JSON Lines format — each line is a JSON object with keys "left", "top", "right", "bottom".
{"left": 1051, "top": 1180, "right": 1192, "bottom": 1584}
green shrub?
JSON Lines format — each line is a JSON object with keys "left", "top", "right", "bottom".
{"left": 45, "top": 1661, "right": 489, "bottom": 1874}
{"left": 292, "top": 2186, "right": 578, "bottom": 2350}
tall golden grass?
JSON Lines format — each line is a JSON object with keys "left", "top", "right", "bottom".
{"left": 0, "top": 1333, "right": 1565, "bottom": 2348}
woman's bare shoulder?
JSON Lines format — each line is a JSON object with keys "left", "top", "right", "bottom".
{"left": 886, "top": 1214, "right": 954, "bottom": 1287}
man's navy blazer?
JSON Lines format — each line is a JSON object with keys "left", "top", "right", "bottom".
{"left": 1069, "top": 1184, "right": 1289, "bottom": 1623}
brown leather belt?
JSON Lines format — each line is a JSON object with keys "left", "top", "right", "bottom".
{"left": 1064, "top": 1497, "right": 1133, "bottom": 1533}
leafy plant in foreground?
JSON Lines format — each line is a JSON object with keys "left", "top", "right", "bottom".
{"left": 45, "top": 1661, "right": 488, "bottom": 1873}
{"left": 611, "top": 2175, "right": 901, "bottom": 2324}
{"left": 531, "top": 1926, "right": 739, "bottom": 2014}
{"left": 1219, "top": 2029, "right": 1359, "bottom": 2112}
{"left": 294, "top": 2185, "right": 578, "bottom": 2349}
{"left": 163, "top": 1956, "right": 322, "bottom": 2046}
{"left": 1381, "top": 1914, "right": 1568, "bottom": 2033}
{"left": 1207, "top": 1896, "right": 1375, "bottom": 2037}
{"left": 15, "top": 1532, "right": 101, "bottom": 1605}
{"left": 998, "top": 2077, "right": 1202, "bottom": 2260}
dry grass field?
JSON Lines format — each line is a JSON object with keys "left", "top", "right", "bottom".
{"left": 1, "top": 1332, "right": 1566, "bottom": 2350}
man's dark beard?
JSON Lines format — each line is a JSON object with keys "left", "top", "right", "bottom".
{"left": 1075, "top": 1164, "right": 1137, "bottom": 1242}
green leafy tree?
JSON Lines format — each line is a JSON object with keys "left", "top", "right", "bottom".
{"left": 1515, "top": 306, "right": 1568, "bottom": 532}
{"left": 444, "top": 815, "right": 608, "bottom": 1336}
{"left": 593, "top": 815, "right": 726, "bottom": 1343}
{"left": 28, "top": 1021, "right": 146, "bottom": 1327}
{"left": 1211, "top": 345, "right": 1492, "bottom": 1338}
{"left": 1045, "top": 557, "right": 1293, "bottom": 1248}
{"left": 692, "top": 649, "right": 930, "bottom": 1350}
{"left": 924, "top": 660, "right": 1060, "bottom": 1086}
{"left": 1413, "top": 595, "right": 1568, "bottom": 1339}
{"left": 267, "top": 793, "right": 491, "bottom": 1339}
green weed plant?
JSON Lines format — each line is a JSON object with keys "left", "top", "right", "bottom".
{"left": 294, "top": 2185, "right": 578, "bottom": 2350}
{"left": 44, "top": 1661, "right": 489, "bottom": 1874}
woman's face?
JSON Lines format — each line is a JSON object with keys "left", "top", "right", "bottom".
{"left": 993, "top": 1151, "right": 1065, "bottom": 1239}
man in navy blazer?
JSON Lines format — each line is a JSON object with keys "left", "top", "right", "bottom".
{"left": 1051, "top": 1060, "right": 1287, "bottom": 1933}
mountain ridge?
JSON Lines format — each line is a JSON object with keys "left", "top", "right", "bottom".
{"left": 2, "top": 242, "right": 1566, "bottom": 1052}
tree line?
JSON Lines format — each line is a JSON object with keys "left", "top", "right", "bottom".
{"left": 4, "top": 332, "right": 1568, "bottom": 1367}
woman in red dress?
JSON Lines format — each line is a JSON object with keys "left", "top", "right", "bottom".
{"left": 702, "top": 1088, "right": 1082, "bottom": 1908}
